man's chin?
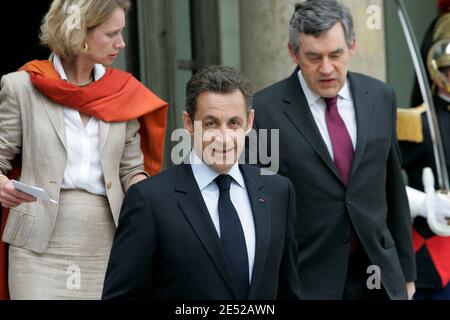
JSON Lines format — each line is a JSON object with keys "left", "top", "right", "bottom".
{"left": 203, "top": 156, "right": 237, "bottom": 173}
{"left": 209, "top": 163, "right": 234, "bottom": 174}
{"left": 316, "top": 88, "right": 338, "bottom": 98}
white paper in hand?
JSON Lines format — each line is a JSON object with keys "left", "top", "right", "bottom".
{"left": 11, "top": 180, "right": 58, "bottom": 204}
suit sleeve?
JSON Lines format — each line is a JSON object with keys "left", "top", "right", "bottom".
{"left": 385, "top": 89, "right": 417, "bottom": 283}
{"left": 102, "top": 182, "right": 156, "bottom": 299}
{"left": 0, "top": 75, "right": 22, "bottom": 175}
{"left": 119, "top": 119, "right": 148, "bottom": 192}
{"left": 277, "top": 177, "right": 301, "bottom": 300}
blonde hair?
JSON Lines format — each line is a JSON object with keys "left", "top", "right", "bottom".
{"left": 40, "top": 0, "right": 131, "bottom": 60}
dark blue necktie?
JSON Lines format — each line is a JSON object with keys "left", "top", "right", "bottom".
{"left": 215, "top": 174, "right": 249, "bottom": 299}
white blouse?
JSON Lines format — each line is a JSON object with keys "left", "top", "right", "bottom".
{"left": 53, "top": 54, "right": 107, "bottom": 196}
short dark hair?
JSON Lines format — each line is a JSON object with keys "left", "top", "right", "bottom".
{"left": 289, "top": 0, "right": 355, "bottom": 54}
{"left": 186, "top": 65, "right": 253, "bottom": 120}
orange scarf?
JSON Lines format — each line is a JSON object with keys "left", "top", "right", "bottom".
{"left": 0, "top": 60, "right": 168, "bottom": 299}
{"left": 20, "top": 60, "right": 169, "bottom": 175}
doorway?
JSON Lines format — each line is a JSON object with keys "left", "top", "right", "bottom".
{"left": 1, "top": 2, "right": 52, "bottom": 77}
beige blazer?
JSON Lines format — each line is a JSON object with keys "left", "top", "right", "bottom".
{"left": 0, "top": 71, "right": 147, "bottom": 254}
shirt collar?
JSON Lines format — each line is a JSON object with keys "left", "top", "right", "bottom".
{"left": 297, "top": 69, "right": 352, "bottom": 106}
{"left": 52, "top": 53, "right": 106, "bottom": 82}
{"left": 190, "top": 151, "right": 245, "bottom": 191}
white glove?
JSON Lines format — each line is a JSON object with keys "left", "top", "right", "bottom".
{"left": 407, "top": 186, "right": 450, "bottom": 222}
{"left": 420, "top": 192, "right": 450, "bottom": 224}
{"left": 406, "top": 186, "right": 426, "bottom": 219}
{"left": 407, "top": 168, "right": 450, "bottom": 236}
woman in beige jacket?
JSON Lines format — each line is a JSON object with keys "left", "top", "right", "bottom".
{"left": 0, "top": 0, "right": 168, "bottom": 300}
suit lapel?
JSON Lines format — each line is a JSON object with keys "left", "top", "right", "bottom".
{"left": 40, "top": 97, "right": 111, "bottom": 153}
{"left": 282, "top": 71, "right": 343, "bottom": 183}
{"left": 240, "top": 166, "right": 272, "bottom": 299}
{"left": 348, "top": 73, "right": 373, "bottom": 179}
{"left": 99, "top": 120, "right": 110, "bottom": 152}
{"left": 175, "top": 164, "right": 239, "bottom": 299}
{"left": 282, "top": 71, "right": 374, "bottom": 186}
{"left": 39, "top": 94, "right": 67, "bottom": 150}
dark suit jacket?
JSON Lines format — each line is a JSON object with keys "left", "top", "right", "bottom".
{"left": 102, "top": 163, "right": 300, "bottom": 300}
{"left": 252, "top": 69, "right": 416, "bottom": 299}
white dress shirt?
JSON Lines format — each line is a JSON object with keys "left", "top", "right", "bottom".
{"left": 298, "top": 70, "right": 357, "bottom": 159}
{"left": 53, "top": 54, "right": 108, "bottom": 196}
{"left": 190, "top": 152, "right": 256, "bottom": 284}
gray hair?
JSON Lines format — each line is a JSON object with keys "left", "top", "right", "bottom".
{"left": 186, "top": 65, "right": 253, "bottom": 120}
{"left": 289, "top": 0, "right": 355, "bottom": 54}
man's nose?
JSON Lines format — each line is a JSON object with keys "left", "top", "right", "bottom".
{"left": 319, "top": 57, "right": 333, "bottom": 75}
{"left": 215, "top": 127, "right": 233, "bottom": 144}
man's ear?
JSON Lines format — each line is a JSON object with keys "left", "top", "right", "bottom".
{"left": 245, "top": 109, "right": 255, "bottom": 135}
{"left": 288, "top": 42, "right": 300, "bottom": 65}
{"left": 183, "top": 112, "right": 194, "bottom": 136}
{"left": 348, "top": 39, "right": 357, "bottom": 57}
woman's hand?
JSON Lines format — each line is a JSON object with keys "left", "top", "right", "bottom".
{"left": 127, "top": 173, "right": 148, "bottom": 190}
{"left": 0, "top": 176, "right": 37, "bottom": 208}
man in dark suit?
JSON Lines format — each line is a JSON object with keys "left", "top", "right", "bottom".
{"left": 102, "top": 65, "right": 300, "bottom": 300}
{"left": 251, "top": 0, "right": 416, "bottom": 299}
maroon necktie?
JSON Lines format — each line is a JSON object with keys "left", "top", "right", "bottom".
{"left": 324, "top": 96, "right": 359, "bottom": 253}
{"left": 324, "top": 96, "right": 354, "bottom": 185}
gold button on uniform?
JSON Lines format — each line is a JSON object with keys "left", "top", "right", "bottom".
{"left": 106, "top": 182, "right": 112, "bottom": 190}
